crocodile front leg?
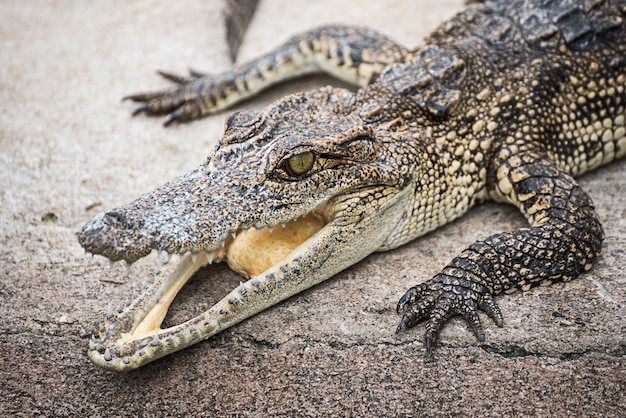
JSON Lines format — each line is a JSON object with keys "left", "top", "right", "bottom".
{"left": 396, "top": 149, "right": 604, "bottom": 353}
{"left": 124, "top": 25, "right": 408, "bottom": 125}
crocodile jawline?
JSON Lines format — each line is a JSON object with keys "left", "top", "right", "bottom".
{"left": 87, "top": 202, "right": 333, "bottom": 370}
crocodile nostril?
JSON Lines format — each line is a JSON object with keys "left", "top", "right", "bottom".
{"left": 103, "top": 210, "right": 131, "bottom": 228}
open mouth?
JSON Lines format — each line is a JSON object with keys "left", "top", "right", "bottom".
{"left": 87, "top": 205, "right": 330, "bottom": 371}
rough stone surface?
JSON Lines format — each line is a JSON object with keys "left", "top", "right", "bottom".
{"left": 0, "top": 0, "right": 624, "bottom": 416}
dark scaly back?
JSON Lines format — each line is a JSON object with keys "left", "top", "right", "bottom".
{"left": 420, "top": 0, "right": 626, "bottom": 177}
{"left": 396, "top": 0, "right": 625, "bottom": 351}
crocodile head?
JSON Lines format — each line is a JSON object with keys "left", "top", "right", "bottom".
{"left": 77, "top": 86, "right": 418, "bottom": 370}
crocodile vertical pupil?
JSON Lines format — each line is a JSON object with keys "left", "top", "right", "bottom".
{"left": 287, "top": 152, "right": 315, "bottom": 175}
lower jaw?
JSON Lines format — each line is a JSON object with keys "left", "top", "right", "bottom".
{"left": 89, "top": 211, "right": 331, "bottom": 370}
{"left": 123, "top": 211, "right": 328, "bottom": 341}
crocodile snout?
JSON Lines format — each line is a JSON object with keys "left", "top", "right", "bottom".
{"left": 102, "top": 209, "right": 139, "bottom": 230}
{"left": 77, "top": 209, "right": 153, "bottom": 263}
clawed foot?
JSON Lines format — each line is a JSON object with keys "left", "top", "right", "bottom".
{"left": 396, "top": 276, "right": 504, "bottom": 354}
{"left": 123, "top": 70, "right": 210, "bottom": 126}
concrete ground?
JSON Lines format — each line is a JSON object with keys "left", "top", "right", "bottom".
{"left": 1, "top": 0, "right": 625, "bottom": 416}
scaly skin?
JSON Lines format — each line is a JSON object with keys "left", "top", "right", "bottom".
{"left": 223, "top": 0, "right": 259, "bottom": 62}
{"left": 79, "top": 0, "right": 626, "bottom": 371}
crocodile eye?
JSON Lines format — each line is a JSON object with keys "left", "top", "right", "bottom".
{"left": 286, "top": 152, "right": 315, "bottom": 176}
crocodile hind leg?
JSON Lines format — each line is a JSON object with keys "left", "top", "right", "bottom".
{"left": 396, "top": 148, "right": 604, "bottom": 353}
{"left": 124, "top": 25, "right": 408, "bottom": 125}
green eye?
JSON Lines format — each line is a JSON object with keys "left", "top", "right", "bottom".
{"left": 286, "top": 152, "right": 315, "bottom": 176}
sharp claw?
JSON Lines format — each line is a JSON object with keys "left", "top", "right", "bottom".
{"left": 464, "top": 310, "right": 485, "bottom": 342}
{"left": 424, "top": 331, "right": 435, "bottom": 356}
{"left": 157, "top": 70, "right": 191, "bottom": 84}
{"left": 479, "top": 293, "right": 504, "bottom": 327}
{"left": 163, "top": 115, "right": 176, "bottom": 127}
{"left": 396, "top": 283, "right": 427, "bottom": 313}
{"left": 396, "top": 293, "right": 410, "bottom": 314}
{"left": 395, "top": 312, "right": 413, "bottom": 333}
{"left": 188, "top": 68, "right": 207, "bottom": 78}
{"left": 131, "top": 103, "right": 150, "bottom": 116}
{"left": 124, "top": 92, "right": 163, "bottom": 103}
{"left": 163, "top": 110, "right": 183, "bottom": 127}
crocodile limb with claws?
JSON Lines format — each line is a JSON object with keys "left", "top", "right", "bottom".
{"left": 78, "top": 0, "right": 626, "bottom": 371}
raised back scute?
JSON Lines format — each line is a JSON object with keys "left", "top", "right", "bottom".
{"left": 380, "top": 45, "right": 466, "bottom": 118}
{"left": 501, "top": 0, "right": 626, "bottom": 51}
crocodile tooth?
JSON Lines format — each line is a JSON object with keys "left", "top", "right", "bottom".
{"left": 89, "top": 337, "right": 97, "bottom": 351}
{"left": 191, "top": 252, "right": 199, "bottom": 263}
{"left": 104, "top": 348, "right": 112, "bottom": 362}
{"left": 231, "top": 231, "right": 237, "bottom": 239}
{"left": 206, "top": 251, "right": 214, "bottom": 264}
{"left": 151, "top": 334, "right": 159, "bottom": 347}
{"left": 164, "top": 252, "right": 172, "bottom": 264}
{"left": 106, "top": 303, "right": 113, "bottom": 319}
{"left": 281, "top": 223, "right": 287, "bottom": 228}
{"left": 268, "top": 226, "right": 274, "bottom": 233}
{"left": 108, "top": 259, "right": 115, "bottom": 269}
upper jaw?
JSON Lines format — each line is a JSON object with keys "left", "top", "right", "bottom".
{"left": 76, "top": 171, "right": 334, "bottom": 267}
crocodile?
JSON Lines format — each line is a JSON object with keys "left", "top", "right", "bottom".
{"left": 223, "top": 0, "right": 259, "bottom": 63}
{"left": 78, "top": 0, "right": 626, "bottom": 371}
